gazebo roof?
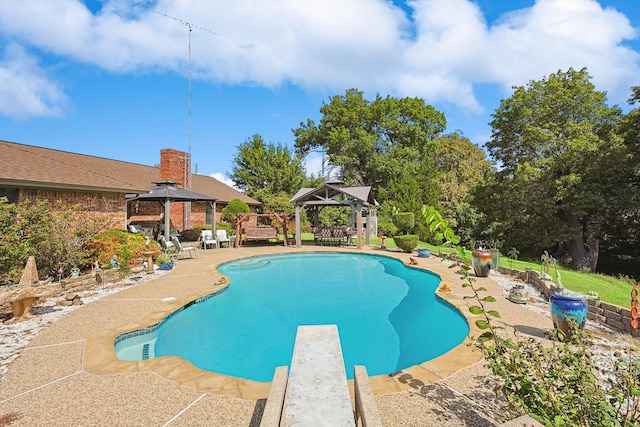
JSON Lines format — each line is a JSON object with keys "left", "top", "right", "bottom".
{"left": 289, "top": 181, "right": 375, "bottom": 207}
{"left": 126, "top": 180, "right": 217, "bottom": 203}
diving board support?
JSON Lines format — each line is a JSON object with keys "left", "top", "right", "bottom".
{"left": 259, "top": 366, "right": 288, "bottom": 427}
{"left": 280, "top": 325, "right": 355, "bottom": 426}
{"left": 354, "top": 365, "right": 383, "bottom": 427}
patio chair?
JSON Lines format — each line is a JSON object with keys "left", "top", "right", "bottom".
{"left": 171, "top": 236, "right": 197, "bottom": 259}
{"left": 201, "top": 230, "right": 217, "bottom": 249}
{"left": 157, "top": 235, "right": 176, "bottom": 254}
{"left": 216, "top": 229, "right": 231, "bottom": 248}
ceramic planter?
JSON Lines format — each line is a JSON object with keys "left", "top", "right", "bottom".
{"left": 417, "top": 249, "right": 431, "bottom": 258}
{"left": 550, "top": 292, "right": 587, "bottom": 340}
{"left": 472, "top": 249, "right": 492, "bottom": 277}
{"left": 508, "top": 284, "right": 528, "bottom": 304}
{"left": 159, "top": 261, "right": 174, "bottom": 271}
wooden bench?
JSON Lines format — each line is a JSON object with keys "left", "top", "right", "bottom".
{"left": 245, "top": 226, "right": 279, "bottom": 242}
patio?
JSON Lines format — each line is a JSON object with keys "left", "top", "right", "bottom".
{"left": 0, "top": 244, "right": 628, "bottom": 425}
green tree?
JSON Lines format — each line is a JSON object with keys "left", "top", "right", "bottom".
{"left": 228, "top": 134, "right": 306, "bottom": 199}
{"left": 435, "top": 132, "right": 492, "bottom": 225}
{"left": 222, "top": 199, "right": 250, "bottom": 227}
{"left": 294, "top": 89, "right": 445, "bottom": 204}
{"left": 597, "top": 86, "right": 640, "bottom": 278}
{"left": 477, "top": 67, "right": 622, "bottom": 272}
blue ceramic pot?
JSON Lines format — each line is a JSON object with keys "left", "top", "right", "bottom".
{"left": 550, "top": 292, "right": 587, "bottom": 339}
{"left": 417, "top": 249, "right": 431, "bottom": 258}
{"left": 159, "top": 262, "right": 174, "bottom": 271}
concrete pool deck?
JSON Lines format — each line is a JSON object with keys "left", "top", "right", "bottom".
{"left": 1, "top": 244, "right": 558, "bottom": 425}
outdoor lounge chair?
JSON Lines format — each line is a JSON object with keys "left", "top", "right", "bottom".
{"left": 216, "top": 229, "right": 231, "bottom": 248}
{"left": 157, "top": 235, "right": 176, "bottom": 254}
{"left": 200, "top": 230, "right": 217, "bottom": 249}
{"left": 171, "top": 236, "right": 197, "bottom": 259}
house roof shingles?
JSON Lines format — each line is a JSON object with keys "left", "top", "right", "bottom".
{"left": 0, "top": 140, "right": 258, "bottom": 205}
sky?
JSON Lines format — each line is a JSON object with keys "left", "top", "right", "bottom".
{"left": 1, "top": 0, "right": 639, "bottom": 188}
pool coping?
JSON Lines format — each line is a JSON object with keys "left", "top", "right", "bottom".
{"left": 83, "top": 248, "right": 485, "bottom": 400}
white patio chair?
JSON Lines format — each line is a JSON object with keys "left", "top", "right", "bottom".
{"left": 171, "top": 236, "right": 197, "bottom": 259}
{"left": 201, "top": 230, "right": 217, "bottom": 249}
{"left": 216, "top": 229, "right": 231, "bottom": 248}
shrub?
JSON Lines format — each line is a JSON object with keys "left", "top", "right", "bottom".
{"left": 180, "top": 229, "right": 201, "bottom": 242}
{"left": 394, "top": 234, "right": 418, "bottom": 253}
{"left": 0, "top": 198, "right": 116, "bottom": 282}
{"left": 215, "top": 221, "right": 234, "bottom": 235}
{"left": 377, "top": 220, "right": 397, "bottom": 237}
{"left": 392, "top": 212, "right": 414, "bottom": 234}
{"left": 91, "top": 229, "right": 153, "bottom": 270}
{"left": 222, "top": 199, "right": 250, "bottom": 225}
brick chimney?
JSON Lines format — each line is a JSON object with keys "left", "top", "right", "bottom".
{"left": 159, "top": 149, "right": 191, "bottom": 231}
{"left": 160, "top": 149, "right": 189, "bottom": 186}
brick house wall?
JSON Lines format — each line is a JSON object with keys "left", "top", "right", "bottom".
{"left": 19, "top": 188, "right": 126, "bottom": 228}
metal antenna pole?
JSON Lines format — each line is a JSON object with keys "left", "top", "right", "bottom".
{"left": 155, "top": 11, "right": 219, "bottom": 230}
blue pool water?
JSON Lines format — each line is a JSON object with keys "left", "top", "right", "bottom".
{"left": 115, "top": 252, "right": 469, "bottom": 381}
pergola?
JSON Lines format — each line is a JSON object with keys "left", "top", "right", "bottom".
{"left": 289, "top": 180, "right": 376, "bottom": 249}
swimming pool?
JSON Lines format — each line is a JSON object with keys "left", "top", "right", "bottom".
{"left": 115, "top": 252, "right": 469, "bottom": 381}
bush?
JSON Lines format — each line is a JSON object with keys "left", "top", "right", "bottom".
{"left": 378, "top": 220, "right": 397, "bottom": 237}
{"left": 394, "top": 234, "right": 418, "bottom": 253}
{"left": 0, "top": 198, "right": 117, "bottom": 282}
{"left": 180, "top": 229, "right": 201, "bottom": 242}
{"left": 392, "top": 212, "right": 414, "bottom": 234}
{"left": 91, "top": 229, "right": 154, "bottom": 270}
{"left": 222, "top": 199, "right": 250, "bottom": 225}
{"left": 215, "top": 221, "right": 234, "bottom": 235}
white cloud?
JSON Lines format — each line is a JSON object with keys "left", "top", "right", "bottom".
{"left": 210, "top": 172, "right": 238, "bottom": 189}
{"left": 0, "top": 42, "right": 68, "bottom": 120}
{"left": 486, "top": 0, "right": 639, "bottom": 102}
{"left": 0, "top": 0, "right": 638, "bottom": 119}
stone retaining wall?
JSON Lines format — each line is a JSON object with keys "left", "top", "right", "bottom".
{"left": 60, "top": 268, "right": 120, "bottom": 291}
{"left": 497, "top": 266, "right": 639, "bottom": 338}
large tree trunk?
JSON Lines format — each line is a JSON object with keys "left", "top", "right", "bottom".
{"left": 566, "top": 238, "right": 599, "bottom": 272}
{"left": 565, "top": 212, "right": 599, "bottom": 272}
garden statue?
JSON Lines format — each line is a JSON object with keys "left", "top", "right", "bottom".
{"left": 0, "top": 256, "right": 61, "bottom": 323}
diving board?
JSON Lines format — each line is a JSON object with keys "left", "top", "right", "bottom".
{"left": 280, "top": 325, "right": 355, "bottom": 427}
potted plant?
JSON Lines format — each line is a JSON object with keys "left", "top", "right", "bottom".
{"left": 156, "top": 253, "right": 173, "bottom": 270}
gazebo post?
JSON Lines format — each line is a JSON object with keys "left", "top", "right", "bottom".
{"left": 295, "top": 205, "right": 302, "bottom": 247}
{"left": 163, "top": 200, "right": 171, "bottom": 241}
{"left": 356, "top": 202, "right": 363, "bottom": 249}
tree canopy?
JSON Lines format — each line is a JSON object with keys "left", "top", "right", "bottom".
{"left": 293, "top": 89, "right": 446, "bottom": 200}
{"left": 475, "top": 67, "right": 624, "bottom": 272}
{"left": 228, "top": 134, "right": 306, "bottom": 202}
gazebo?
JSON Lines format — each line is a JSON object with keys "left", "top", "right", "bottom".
{"left": 289, "top": 180, "right": 376, "bottom": 249}
{"left": 126, "top": 180, "right": 217, "bottom": 241}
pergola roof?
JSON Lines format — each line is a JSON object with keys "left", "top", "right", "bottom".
{"left": 289, "top": 180, "right": 375, "bottom": 208}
